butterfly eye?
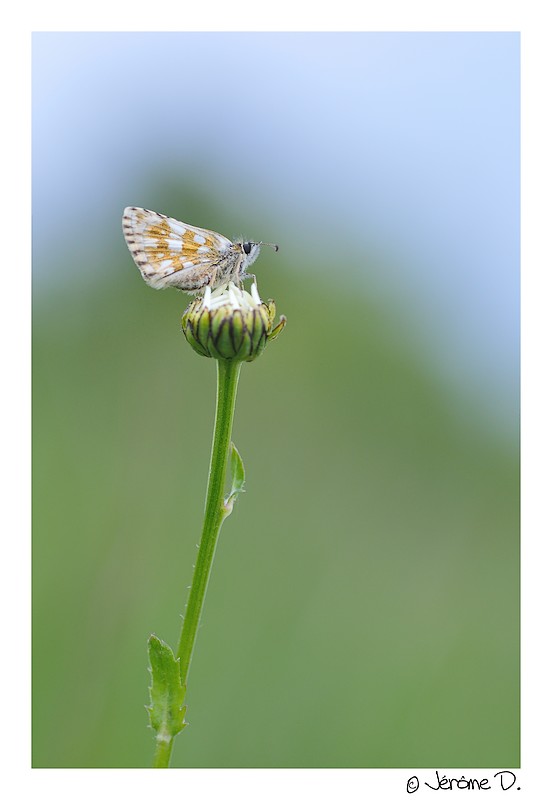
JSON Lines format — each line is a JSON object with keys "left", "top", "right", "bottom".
{"left": 243, "top": 242, "right": 252, "bottom": 255}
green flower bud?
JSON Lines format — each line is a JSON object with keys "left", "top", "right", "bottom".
{"left": 182, "top": 282, "right": 286, "bottom": 362}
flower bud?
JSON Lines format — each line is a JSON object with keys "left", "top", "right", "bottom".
{"left": 182, "top": 282, "right": 286, "bottom": 362}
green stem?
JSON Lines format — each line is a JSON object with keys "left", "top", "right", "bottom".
{"left": 176, "top": 358, "right": 242, "bottom": 687}
{"left": 152, "top": 736, "right": 174, "bottom": 769}
{"left": 152, "top": 359, "right": 241, "bottom": 768}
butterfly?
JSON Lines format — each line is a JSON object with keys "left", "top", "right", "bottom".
{"left": 122, "top": 207, "right": 278, "bottom": 293}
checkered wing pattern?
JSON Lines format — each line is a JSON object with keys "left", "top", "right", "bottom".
{"left": 122, "top": 207, "right": 233, "bottom": 290}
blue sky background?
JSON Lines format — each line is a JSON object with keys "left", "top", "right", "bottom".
{"left": 32, "top": 32, "right": 519, "bottom": 437}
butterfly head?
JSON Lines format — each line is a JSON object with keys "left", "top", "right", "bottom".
{"left": 239, "top": 240, "right": 279, "bottom": 270}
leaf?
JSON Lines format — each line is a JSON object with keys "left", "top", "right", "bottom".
{"left": 223, "top": 441, "right": 246, "bottom": 517}
{"left": 267, "top": 313, "right": 287, "bottom": 342}
{"left": 146, "top": 634, "right": 187, "bottom": 739}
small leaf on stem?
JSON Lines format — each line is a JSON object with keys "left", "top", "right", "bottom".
{"left": 147, "top": 635, "right": 187, "bottom": 740}
{"left": 223, "top": 442, "right": 246, "bottom": 517}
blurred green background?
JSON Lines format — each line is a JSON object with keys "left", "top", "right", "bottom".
{"left": 33, "top": 33, "right": 519, "bottom": 768}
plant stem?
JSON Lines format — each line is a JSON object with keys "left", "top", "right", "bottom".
{"left": 176, "top": 358, "right": 242, "bottom": 687}
{"left": 151, "top": 359, "right": 241, "bottom": 768}
{"left": 152, "top": 736, "right": 174, "bottom": 769}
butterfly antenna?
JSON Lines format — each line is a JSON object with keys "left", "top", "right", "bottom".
{"left": 259, "top": 242, "right": 279, "bottom": 253}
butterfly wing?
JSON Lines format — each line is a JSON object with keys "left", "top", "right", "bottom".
{"left": 122, "top": 207, "right": 233, "bottom": 290}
